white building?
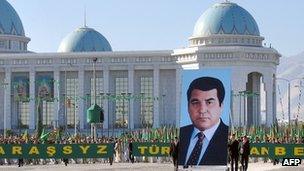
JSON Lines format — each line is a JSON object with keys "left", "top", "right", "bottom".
{"left": 0, "top": 1, "right": 280, "bottom": 134}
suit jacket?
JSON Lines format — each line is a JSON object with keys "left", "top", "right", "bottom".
{"left": 178, "top": 120, "right": 228, "bottom": 166}
{"left": 229, "top": 139, "right": 239, "bottom": 157}
{"left": 241, "top": 140, "right": 250, "bottom": 157}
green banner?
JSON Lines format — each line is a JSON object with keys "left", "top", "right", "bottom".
{"left": 133, "top": 142, "right": 171, "bottom": 156}
{"left": 250, "top": 143, "right": 304, "bottom": 159}
{"left": 132, "top": 142, "right": 304, "bottom": 159}
{"left": 0, "top": 143, "right": 114, "bottom": 159}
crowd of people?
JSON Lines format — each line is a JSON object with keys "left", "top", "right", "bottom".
{"left": 0, "top": 127, "right": 303, "bottom": 168}
{"left": 228, "top": 132, "right": 304, "bottom": 171}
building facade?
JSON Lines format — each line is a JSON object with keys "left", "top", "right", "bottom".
{"left": 0, "top": 1, "right": 280, "bottom": 134}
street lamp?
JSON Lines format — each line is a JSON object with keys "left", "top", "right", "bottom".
{"left": 99, "top": 92, "right": 104, "bottom": 137}
{"left": 127, "top": 92, "right": 132, "bottom": 131}
{"left": 74, "top": 85, "right": 77, "bottom": 136}
{"left": 162, "top": 94, "right": 166, "bottom": 126}
{"left": 140, "top": 93, "right": 144, "bottom": 128}
{"left": 294, "top": 83, "right": 303, "bottom": 123}
{"left": 238, "top": 90, "right": 247, "bottom": 126}
{"left": 64, "top": 66, "right": 68, "bottom": 131}
{"left": 45, "top": 92, "right": 49, "bottom": 129}
{"left": 92, "top": 57, "right": 97, "bottom": 141}
{"left": 121, "top": 92, "right": 126, "bottom": 135}
{"left": 276, "top": 77, "right": 304, "bottom": 125}
{"left": 106, "top": 93, "right": 111, "bottom": 137}
{"left": 1, "top": 82, "right": 9, "bottom": 137}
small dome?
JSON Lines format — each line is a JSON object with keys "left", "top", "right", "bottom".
{"left": 193, "top": 2, "right": 260, "bottom": 37}
{"left": 0, "top": 0, "right": 25, "bottom": 36}
{"left": 58, "top": 27, "right": 112, "bottom": 52}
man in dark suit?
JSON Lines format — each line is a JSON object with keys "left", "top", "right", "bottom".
{"left": 229, "top": 133, "right": 239, "bottom": 171}
{"left": 178, "top": 77, "right": 228, "bottom": 167}
{"left": 170, "top": 137, "right": 179, "bottom": 170}
{"left": 241, "top": 136, "right": 250, "bottom": 171}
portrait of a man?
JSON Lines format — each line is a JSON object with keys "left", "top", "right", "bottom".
{"left": 178, "top": 73, "right": 229, "bottom": 167}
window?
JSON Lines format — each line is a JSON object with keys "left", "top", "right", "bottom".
{"left": 140, "top": 77, "right": 153, "bottom": 128}
{"left": 114, "top": 77, "right": 128, "bottom": 128}
{"left": 19, "top": 102, "right": 30, "bottom": 128}
{"left": 42, "top": 101, "right": 54, "bottom": 127}
{"left": 66, "top": 78, "right": 78, "bottom": 126}
{"left": 0, "top": 41, "right": 6, "bottom": 49}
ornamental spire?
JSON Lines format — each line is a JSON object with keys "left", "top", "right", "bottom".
{"left": 84, "top": 5, "right": 87, "bottom": 27}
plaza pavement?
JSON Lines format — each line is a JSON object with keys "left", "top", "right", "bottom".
{"left": 0, "top": 161, "right": 303, "bottom": 171}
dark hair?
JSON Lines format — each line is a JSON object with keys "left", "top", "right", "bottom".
{"left": 187, "top": 76, "right": 225, "bottom": 105}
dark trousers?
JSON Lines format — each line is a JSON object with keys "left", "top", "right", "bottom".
{"left": 62, "top": 158, "right": 68, "bottom": 166}
{"left": 109, "top": 157, "right": 113, "bottom": 165}
{"left": 173, "top": 156, "right": 178, "bottom": 170}
{"left": 230, "top": 155, "right": 238, "bottom": 171}
{"left": 173, "top": 156, "right": 178, "bottom": 166}
{"left": 241, "top": 155, "right": 249, "bottom": 171}
{"left": 18, "top": 158, "right": 24, "bottom": 167}
{"left": 129, "top": 152, "right": 134, "bottom": 163}
{"left": 273, "top": 159, "right": 279, "bottom": 165}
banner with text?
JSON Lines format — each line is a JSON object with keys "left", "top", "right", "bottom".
{"left": 133, "top": 142, "right": 171, "bottom": 156}
{"left": 250, "top": 143, "right": 304, "bottom": 159}
{"left": 0, "top": 143, "right": 114, "bottom": 159}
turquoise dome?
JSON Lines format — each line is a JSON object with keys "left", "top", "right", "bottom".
{"left": 0, "top": 0, "right": 25, "bottom": 36}
{"left": 193, "top": 2, "right": 260, "bottom": 37}
{"left": 58, "top": 27, "right": 112, "bottom": 52}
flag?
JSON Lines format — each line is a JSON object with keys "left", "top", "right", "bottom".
{"left": 40, "top": 129, "right": 50, "bottom": 142}
{"left": 56, "top": 129, "right": 62, "bottom": 141}
{"left": 22, "top": 130, "right": 29, "bottom": 142}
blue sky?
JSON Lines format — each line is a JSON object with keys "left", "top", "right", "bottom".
{"left": 9, "top": 0, "right": 304, "bottom": 57}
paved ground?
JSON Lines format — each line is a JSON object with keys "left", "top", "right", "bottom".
{"left": 0, "top": 161, "right": 303, "bottom": 171}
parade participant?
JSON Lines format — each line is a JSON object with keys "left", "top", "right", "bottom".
{"left": 170, "top": 137, "right": 179, "bottom": 170}
{"left": 240, "top": 136, "right": 250, "bottom": 171}
{"left": 229, "top": 133, "right": 239, "bottom": 171}
{"left": 128, "top": 138, "right": 135, "bottom": 163}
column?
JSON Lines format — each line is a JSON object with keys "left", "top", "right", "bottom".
{"left": 153, "top": 65, "right": 159, "bottom": 128}
{"left": 175, "top": 67, "right": 182, "bottom": 126}
{"left": 128, "top": 65, "right": 134, "bottom": 129}
{"left": 53, "top": 67, "right": 60, "bottom": 128}
{"left": 78, "top": 66, "right": 85, "bottom": 130}
{"left": 29, "top": 68, "right": 35, "bottom": 130}
{"left": 264, "top": 75, "right": 274, "bottom": 126}
{"left": 103, "top": 65, "right": 109, "bottom": 129}
{"left": 231, "top": 69, "right": 247, "bottom": 127}
{"left": 4, "top": 67, "right": 11, "bottom": 130}
{"left": 272, "top": 74, "right": 276, "bottom": 125}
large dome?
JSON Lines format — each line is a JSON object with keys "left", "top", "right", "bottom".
{"left": 193, "top": 2, "right": 260, "bottom": 37}
{"left": 58, "top": 27, "right": 112, "bottom": 52}
{"left": 0, "top": 0, "right": 25, "bottom": 36}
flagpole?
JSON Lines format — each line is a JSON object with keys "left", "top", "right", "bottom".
{"left": 64, "top": 65, "right": 67, "bottom": 132}
{"left": 92, "top": 58, "right": 97, "bottom": 141}
{"left": 2, "top": 82, "right": 8, "bottom": 138}
{"left": 74, "top": 81, "right": 77, "bottom": 136}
